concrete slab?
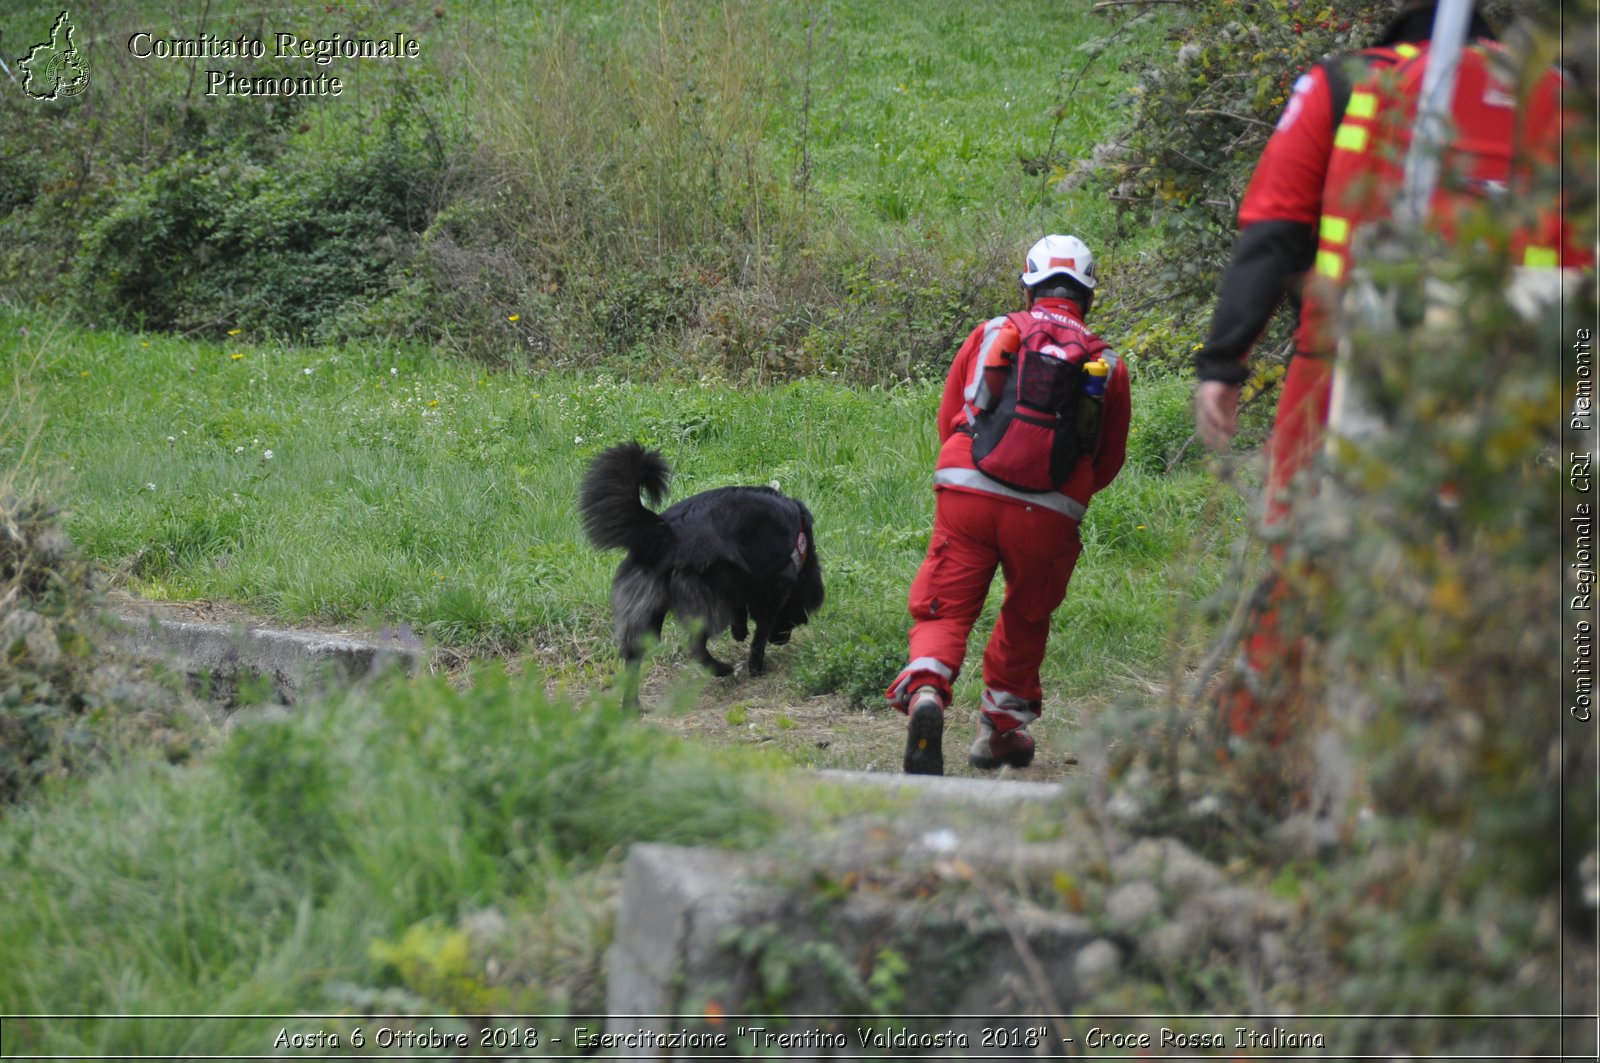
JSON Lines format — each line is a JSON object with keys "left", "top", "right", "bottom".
{"left": 604, "top": 838, "right": 1101, "bottom": 1059}
{"left": 101, "top": 612, "right": 424, "bottom": 702}
{"left": 815, "top": 768, "right": 1066, "bottom": 806}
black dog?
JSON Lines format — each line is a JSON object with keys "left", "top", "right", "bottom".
{"left": 579, "top": 441, "right": 824, "bottom": 703}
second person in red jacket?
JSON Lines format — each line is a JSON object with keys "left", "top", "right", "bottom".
{"left": 889, "top": 234, "right": 1132, "bottom": 775}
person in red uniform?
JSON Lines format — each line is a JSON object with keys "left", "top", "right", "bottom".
{"left": 1194, "top": 0, "right": 1588, "bottom": 746}
{"left": 1193, "top": 0, "right": 1497, "bottom": 457}
{"left": 888, "top": 234, "right": 1132, "bottom": 775}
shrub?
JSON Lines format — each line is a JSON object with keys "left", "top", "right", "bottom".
{"left": 1092, "top": 0, "right": 1392, "bottom": 385}
{"left": 1109, "top": 0, "right": 1391, "bottom": 291}
{"left": 72, "top": 91, "right": 448, "bottom": 341}
{"left": 1124, "top": 373, "right": 1202, "bottom": 475}
{"left": 0, "top": 32, "right": 305, "bottom": 311}
{"left": 791, "top": 597, "right": 907, "bottom": 708}
{"left": 0, "top": 493, "right": 197, "bottom": 805}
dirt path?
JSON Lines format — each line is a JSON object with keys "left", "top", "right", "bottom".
{"left": 107, "top": 590, "right": 1087, "bottom": 783}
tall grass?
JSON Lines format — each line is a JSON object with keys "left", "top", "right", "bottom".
{"left": 430, "top": 0, "right": 1171, "bottom": 375}
{"left": 3, "top": 1, "right": 1174, "bottom": 375}
{"left": 0, "top": 667, "right": 784, "bottom": 1052}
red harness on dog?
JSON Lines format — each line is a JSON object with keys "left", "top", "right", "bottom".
{"left": 789, "top": 529, "right": 808, "bottom": 572}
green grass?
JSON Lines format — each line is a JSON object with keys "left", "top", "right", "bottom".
{"left": 0, "top": 667, "right": 785, "bottom": 1051}
{"left": 767, "top": 2, "right": 1157, "bottom": 236}
{"left": 4, "top": 309, "right": 1246, "bottom": 709}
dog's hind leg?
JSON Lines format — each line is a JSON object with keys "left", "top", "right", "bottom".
{"left": 669, "top": 570, "right": 735, "bottom": 677}
{"left": 731, "top": 606, "right": 749, "bottom": 642}
{"left": 613, "top": 565, "right": 668, "bottom": 710}
{"left": 689, "top": 621, "right": 735, "bottom": 678}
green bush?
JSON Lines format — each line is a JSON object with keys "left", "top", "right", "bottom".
{"left": 72, "top": 92, "right": 446, "bottom": 341}
{"left": 1125, "top": 373, "right": 1200, "bottom": 475}
{"left": 1109, "top": 0, "right": 1391, "bottom": 290}
{"left": 0, "top": 493, "right": 195, "bottom": 805}
{"left": 791, "top": 597, "right": 907, "bottom": 708}
{"left": 1093, "top": 0, "right": 1392, "bottom": 383}
{"left": 0, "top": 36, "right": 305, "bottom": 310}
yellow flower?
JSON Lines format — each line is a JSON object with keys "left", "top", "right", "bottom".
{"left": 227, "top": 328, "right": 242, "bottom": 336}
{"left": 507, "top": 314, "right": 520, "bottom": 322}
{"left": 428, "top": 399, "right": 440, "bottom": 407}
{"left": 230, "top": 353, "right": 244, "bottom": 361}
{"left": 80, "top": 370, "right": 89, "bottom": 377}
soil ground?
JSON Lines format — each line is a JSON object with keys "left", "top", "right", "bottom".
{"left": 105, "top": 590, "right": 1091, "bottom": 782}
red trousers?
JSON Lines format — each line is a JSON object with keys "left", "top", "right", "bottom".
{"left": 889, "top": 488, "right": 1082, "bottom": 731}
{"left": 1224, "top": 355, "right": 1332, "bottom": 744}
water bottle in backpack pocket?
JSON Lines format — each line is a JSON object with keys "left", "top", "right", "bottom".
{"left": 969, "top": 331, "right": 1108, "bottom": 493}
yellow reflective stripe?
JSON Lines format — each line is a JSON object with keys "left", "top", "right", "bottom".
{"left": 1347, "top": 91, "right": 1378, "bottom": 119}
{"left": 1396, "top": 44, "right": 1420, "bottom": 58}
{"left": 1316, "top": 250, "right": 1345, "bottom": 280}
{"left": 1320, "top": 215, "right": 1350, "bottom": 246}
{"left": 1524, "top": 246, "right": 1558, "bottom": 269}
{"left": 1333, "top": 123, "right": 1369, "bottom": 152}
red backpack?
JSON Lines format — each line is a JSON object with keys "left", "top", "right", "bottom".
{"left": 966, "top": 308, "right": 1115, "bottom": 493}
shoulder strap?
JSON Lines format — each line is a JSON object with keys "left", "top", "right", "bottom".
{"left": 1319, "top": 47, "right": 1407, "bottom": 128}
{"left": 1005, "top": 309, "right": 1046, "bottom": 344}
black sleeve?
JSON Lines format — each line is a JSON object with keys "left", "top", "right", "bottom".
{"left": 1193, "top": 219, "right": 1316, "bottom": 385}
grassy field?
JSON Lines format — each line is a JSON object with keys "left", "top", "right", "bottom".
{"left": 3, "top": 309, "right": 1248, "bottom": 712}
{"left": 1, "top": 1, "right": 1181, "bottom": 374}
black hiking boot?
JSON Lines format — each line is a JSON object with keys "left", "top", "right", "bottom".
{"left": 903, "top": 688, "right": 945, "bottom": 776}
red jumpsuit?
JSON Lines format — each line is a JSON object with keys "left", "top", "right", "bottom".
{"left": 1195, "top": 23, "right": 1445, "bottom": 527}
{"left": 888, "top": 297, "right": 1131, "bottom": 732}
{"left": 1196, "top": 6, "right": 1587, "bottom": 743}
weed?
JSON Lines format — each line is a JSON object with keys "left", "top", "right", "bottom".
{"left": 0, "top": 666, "right": 784, "bottom": 1050}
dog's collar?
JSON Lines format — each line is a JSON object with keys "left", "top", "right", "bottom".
{"left": 790, "top": 529, "right": 809, "bottom": 570}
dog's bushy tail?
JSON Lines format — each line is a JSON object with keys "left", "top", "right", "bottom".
{"left": 579, "top": 441, "right": 672, "bottom": 554}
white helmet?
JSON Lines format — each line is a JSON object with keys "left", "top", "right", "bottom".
{"left": 1020, "top": 234, "right": 1096, "bottom": 291}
